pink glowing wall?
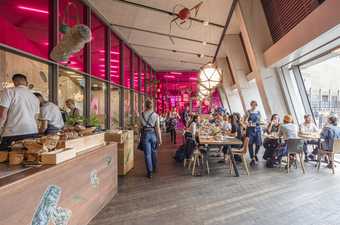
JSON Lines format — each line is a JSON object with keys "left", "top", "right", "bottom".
{"left": 0, "top": 0, "right": 49, "bottom": 58}
{"left": 110, "top": 33, "right": 120, "bottom": 84}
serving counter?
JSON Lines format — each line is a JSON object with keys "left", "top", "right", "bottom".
{"left": 0, "top": 143, "right": 118, "bottom": 225}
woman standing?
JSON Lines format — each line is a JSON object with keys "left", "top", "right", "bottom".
{"left": 139, "top": 99, "right": 162, "bottom": 178}
{"left": 245, "top": 101, "right": 262, "bottom": 166}
{"left": 168, "top": 108, "right": 180, "bottom": 144}
{"left": 320, "top": 115, "right": 340, "bottom": 168}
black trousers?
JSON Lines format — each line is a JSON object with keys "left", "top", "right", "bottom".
{"left": 170, "top": 128, "right": 176, "bottom": 144}
{"left": 0, "top": 133, "right": 39, "bottom": 151}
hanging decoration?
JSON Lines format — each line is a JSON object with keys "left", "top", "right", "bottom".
{"left": 197, "top": 62, "right": 222, "bottom": 102}
{"left": 50, "top": 2, "right": 91, "bottom": 62}
{"left": 168, "top": 1, "right": 203, "bottom": 44}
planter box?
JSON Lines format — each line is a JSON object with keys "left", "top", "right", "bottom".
{"left": 63, "top": 132, "right": 105, "bottom": 155}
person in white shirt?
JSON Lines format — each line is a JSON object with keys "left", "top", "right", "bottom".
{"left": 299, "top": 114, "right": 320, "bottom": 161}
{"left": 34, "top": 93, "right": 64, "bottom": 134}
{"left": 0, "top": 74, "right": 40, "bottom": 150}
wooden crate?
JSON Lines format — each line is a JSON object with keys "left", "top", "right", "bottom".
{"left": 117, "top": 131, "right": 134, "bottom": 175}
{"left": 105, "top": 130, "right": 127, "bottom": 143}
{"left": 64, "top": 132, "right": 105, "bottom": 155}
{"left": 41, "top": 148, "right": 76, "bottom": 165}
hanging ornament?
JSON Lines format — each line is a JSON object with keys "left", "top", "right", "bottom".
{"left": 199, "top": 62, "right": 222, "bottom": 90}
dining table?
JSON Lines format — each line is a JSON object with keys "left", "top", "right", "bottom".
{"left": 198, "top": 132, "right": 243, "bottom": 177}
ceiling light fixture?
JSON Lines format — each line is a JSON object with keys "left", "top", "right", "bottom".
{"left": 203, "top": 21, "right": 209, "bottom": 26}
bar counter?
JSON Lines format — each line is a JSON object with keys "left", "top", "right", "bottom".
{"left": 0, "top": 143, "right": 118, "bottom": 225}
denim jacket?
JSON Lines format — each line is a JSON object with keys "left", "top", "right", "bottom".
{"left": 320, "top": 125, "right": 340, "bottom": 151}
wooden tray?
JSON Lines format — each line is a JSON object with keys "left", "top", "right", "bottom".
{"left": 64, "top": 132, "right": 105, "bottom": 155}
{"left": 41, "top": 148, "right": 76, "bottom": 165}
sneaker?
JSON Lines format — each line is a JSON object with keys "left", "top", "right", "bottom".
{"left": 308, "top": 154, "right": 315, "bottom": 161}
{"left": 250, "top": 160, "right": 255, "bottom": 167}
{"left": 147, "top": 173, "right": 153, "bottom": 178}
{"left": 255, "top": 155, "right": 259, "bottom": 162}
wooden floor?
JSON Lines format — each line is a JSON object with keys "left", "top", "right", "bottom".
{"left": 89, "top": 134, "right": 340, "bottom": 225}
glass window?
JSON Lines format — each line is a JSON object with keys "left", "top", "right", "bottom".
{"left": 0, "top": 49, "right": 48, "bottom": 97}
{"left": 110, "top": 33, "right": 120, "bottom": 84}
{"left": 283, "top": 69, "right": 306, "bottom": 124}
{"left": 300, "top": 54, "right": 340, "bottom": 128}
{"left": 58, "top": 68, "right": 85, "bottom": 117}
{"left": 140, "top": 61, "right": 145, "bottom": 93}
{"left": 124, "top": 89, "right": 131, "bottom": 128}
{"left": 132, "top": 53, "right": 139, "bottom": 91}
{"left": 123, "top": 45, "right": 131, "bottom": 88}
{"left": 90, "top": 78, "right": 106, "bottom": 129}
{"left": 91, "top": 13, "right": 106, "bottom": 79}
{"left": 0, "top": 0, "right": 49, "bottom": 59}
{"left": 110, "top": 85, "right": 120, "bottom": 128}
{"left": 134, "top": 92, "right": 139, "bottom": 115}
{"left": 59, "top": 0, "right": 84, "bottom": 71}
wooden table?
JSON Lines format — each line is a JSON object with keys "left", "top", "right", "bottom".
{"left": 198, "top": 135, "right": 242, "bottom": 177}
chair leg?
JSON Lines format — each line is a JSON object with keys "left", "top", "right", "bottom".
{"left": 317, "top": 153, "right": 321, "bottom": 172}
{"left": 298, "top": 153, "right": 305, "bottom": 174}
{"left": 242, "top": 154, "right": 249, "bottom": 176}
{"left": 192, "top": 155, "right": 197, "bottom": 176}
{"left": 332, "top": 153, "right": 335, "bottom": 174}
{"left": 287, "top": 155, "right": 290, "bottom": 174}
{"left": 206, "top": 159, "right": 210, "bottom": 175}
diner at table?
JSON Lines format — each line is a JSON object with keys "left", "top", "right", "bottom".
{"left": 299, "top": 114, "right": 320, "bottom": 161}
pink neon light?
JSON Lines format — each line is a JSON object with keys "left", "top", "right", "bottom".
{"left": 99, "top": 58, "right": 119, "bottom": 63}
{"left": 170, "top": 72, "right": 182, "bottom": 75}
{"left": 189, "top": 77, "right": 197, "bottom": 80}
{"left": 164, "top": 75, "right": 175, "bottom": 78}
{"left": 99, "top": 50, "right": 120, "bottom": 55}
{"left": 17, "top": 6, "right": 49, "bottom": 14}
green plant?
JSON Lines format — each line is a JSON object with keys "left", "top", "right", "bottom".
{"left": 86, "top": 115, "right": 101, "bottom": 128}
{"left": 66, "top": 115, "right": 85, "bottom": 126}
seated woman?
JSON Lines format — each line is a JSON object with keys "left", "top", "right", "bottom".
{"left": 276, "top": 115, "right": 298, "bottom": 161}
{"left": 221, "top": 115, "right": 231, "bottom": 131}
{"left": 320, "top": 115, "right": 340, "bottom": 168}
{"left": 263, "top": 114, "right": 280, "bottom": 162}
{"left": 220, "top": 113, "right": 243, "bottom": 163}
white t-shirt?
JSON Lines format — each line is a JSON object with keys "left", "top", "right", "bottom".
{"left": 40, "top": 102, "right": 64, "bottom": 129}
{"left": 299, "top": 122, "right": 319, "bottom": 133}
{"left": 0, "top": 85, "right": 40, "bottom": 137}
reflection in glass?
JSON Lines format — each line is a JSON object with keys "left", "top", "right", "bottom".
{"left": 110, "top": 85, "right": 120, "bottom": 128}
{"left": 91, "top": 78, "right": 106, "bottom": 129}
{"left": 0, "top": 49, "right": 48, "bottom": 98}
{"left": 58, "top": 69, "right": 84, "bottom": 117}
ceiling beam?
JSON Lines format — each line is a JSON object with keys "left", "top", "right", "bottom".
{"left": 131, "top": 43, "right": 214, "bottom": 58}
{"left": 113, "top": 0, "right": 225, "bottom": 28}
{"left": 111, "top": 23, "right": 218, "bottom": 46}
{"left": 143, "top": 55, "right": 204, "bottom": 65}
{"left": 213, "top": 0, "right": 238, "bottom": 62}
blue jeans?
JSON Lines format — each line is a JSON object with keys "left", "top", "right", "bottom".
{"left": 142, "top": 131, "right": 158, "bottom": 174}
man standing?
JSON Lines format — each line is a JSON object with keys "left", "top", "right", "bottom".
{"left": 34, "top": 92, "right": 64, "bottom": 134}
{"left": 0, "top": 74, "right": 40, "bottom": 150}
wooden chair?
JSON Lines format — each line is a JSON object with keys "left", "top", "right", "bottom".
{"left": 227, "top": 138, "right": 250, "bottom": 176}
{"left": 280, "top": 138, "right": 305, "bottom": 174}
{"left": 317, "top": 139, "right": 340, "bottom": 174}
{"left": 186, "top": 146, "right": 210, "bottom": 176}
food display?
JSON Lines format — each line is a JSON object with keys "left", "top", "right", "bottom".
{"left": 0, "top": 125, "right": 99, "bottom": 166}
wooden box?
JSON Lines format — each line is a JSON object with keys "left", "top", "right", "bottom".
{"left": 105, "top": 130, "right": 127, "bottom": 144}
{"left": 41, "top": 148, "right": 76, "bottom": 165}
{"left": 64, "top": 132, "right": 105, "bottom": 155}
{"left": 117, "top": 130, "right": 134, "bottom": 175}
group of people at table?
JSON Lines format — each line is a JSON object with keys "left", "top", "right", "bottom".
{"left": 183, "top": 100, "right": 340, "bottom": 169}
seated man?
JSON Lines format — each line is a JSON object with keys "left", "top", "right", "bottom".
{"left": 34, "top": 93, "right": 64, "bottom": 134}
{"left": 299, "top": 114, "right": 319, "bottom": 161}
{"left": 320, "top": 115, "right": 340, "bottom": 168}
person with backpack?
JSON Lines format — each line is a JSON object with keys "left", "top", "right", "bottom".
{"left": 139, "top": 99, "right": 162, "bottom": 178}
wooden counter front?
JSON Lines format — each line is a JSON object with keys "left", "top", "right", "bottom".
{"left": 0, "top": 143, "right": 118, "bottom": 225}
